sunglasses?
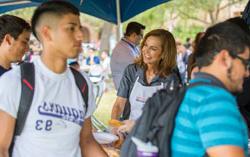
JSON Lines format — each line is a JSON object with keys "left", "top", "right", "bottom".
{"left": 230, "top": 53, "right": 250, "bottom": 71}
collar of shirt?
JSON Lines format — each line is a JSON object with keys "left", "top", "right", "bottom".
{"left": 0, "top": 65, "right": 10, "bottom": 76}
{"left": 121, "top": 37, "right": 140, "bottom": 57}
{"left": 191, "top": 72, "right": 227, "bottom": 90}
{"left": 136, "top": 66, "right": 162, "bottom": 86}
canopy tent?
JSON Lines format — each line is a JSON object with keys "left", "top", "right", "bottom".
{"left": 0, "top": 0, "right": 170, "bottom": 39}
{"left": 0, "top": 0, "right": 169, "bottom": 24}
{"left": 0, "top": 0, "right": 37, "bottom": 13}
{"left": 243, "top": 0, "right": 250, "bottom": 25}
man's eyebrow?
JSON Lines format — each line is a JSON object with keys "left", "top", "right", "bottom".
{"left": 24, "top": 37, "right": 30, "bottom": 41}
{"left": 67, "top": 22, "right": 77, "bottom": 26}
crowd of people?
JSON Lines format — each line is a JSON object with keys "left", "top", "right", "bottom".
{"left": 0, "top": 1, "right": 249, "bottom": 157}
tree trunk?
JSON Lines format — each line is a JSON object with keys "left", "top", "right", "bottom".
{"left": 99, "top": 22, "right": 113, "bottom": 55}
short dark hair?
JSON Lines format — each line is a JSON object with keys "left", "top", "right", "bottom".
{"left": 31, "top": 0, "right": 80, "bottom": 39}
{"left": 124, "top": 22, "right": 145, "bottom": 36}
{"left": 195, "top": 21, "right": 250, "bottom": 67}
{"left": 226, "top": 17, "right": 250, "bottom": 36}
{"left": 0, "top": 15, "right": 31, "bottom": 44}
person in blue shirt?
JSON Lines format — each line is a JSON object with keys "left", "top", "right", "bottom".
{"left": 86, "top": 47, "right": 100, "bottom": 65}
{"left": 0, "top": 15, "right": 31, "bottom": 76}
{"left": 171, "top": 21, "right": 250, "bottom": 157}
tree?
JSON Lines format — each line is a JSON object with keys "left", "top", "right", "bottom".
{"left": 7, "top": 7, "right": 34, "bottom": 22}
{"left": 99, "top": 22, "right": 113, "bottom": 53}
{"left": 125, "top": 4, "right": 168, "bottom": 32}
{"left": 170, "top": 0, "right": 247, "bottom": 26}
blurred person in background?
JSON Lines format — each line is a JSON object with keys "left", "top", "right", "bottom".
{"left": 110, "top": 22, "right": 145, "bottom": 90}
{"left": 100, "top": 50, "right": 111, "bottom": 80}
{"left": 86, "top": 47, "right": 100, "bottom": 65}
{"left": 176, "top": 41, "right": 190, "bottom": 84}
{"left": 186, "top": 32, "right": 205, "bottom": 81}
{"left": 0, "top": 15, "right": 31, "bottom": 76}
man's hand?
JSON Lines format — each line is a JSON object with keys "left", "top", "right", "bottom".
{"left": 80, "top": 117, "right": 108, "bottom": 157}
{"left": 0, "top": 110, "right": 15, "bottom": 157}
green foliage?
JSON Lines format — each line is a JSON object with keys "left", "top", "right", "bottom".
{"left": 125, "top": 3, "right": 168, "bottom": 33}
{"left": 94, "top": 89, "right": 116, "bottom": 125}
{"left": 80, "top": 14, "right": 104, "bottom": 32}
{"left": 1, "top": 0, "right": 247, "bottom": 42}
{"left": 169, "top": 0, "right": 247, "bottom": 25}
{"left": 4, "top": 7, "right": 105, "bottom": 31}
{"left": 4, "top": 7, "right": 35, "bottom": 21}
{"left": 172, "top": 24, "right": 204, "bottom": 42}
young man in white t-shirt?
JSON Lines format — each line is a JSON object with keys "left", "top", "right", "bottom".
{"left": 0, "top": 1, "right": 108, "bottom": 157}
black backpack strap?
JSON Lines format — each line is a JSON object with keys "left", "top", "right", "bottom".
{"left": 15, "top": 62, "right": 35, "bottom": 136}
{"left": 10, "top": 63, "right": 35, "bottom": 156}
{"left": 70, "top": 67, "right": 89, "bottom": 112}
{"left": 173, "top": 66, "right": 183, "bottom": 85}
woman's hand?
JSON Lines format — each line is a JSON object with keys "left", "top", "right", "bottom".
{"left": 117, "top": 120, "right": 135, "bottom": 133}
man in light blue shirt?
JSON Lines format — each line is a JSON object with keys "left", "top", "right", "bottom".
{"left": 111, "top": 22, "right": 145, "bottom": 90}
{"left": 171, "top": 21, "right": 250, "bottom": 157}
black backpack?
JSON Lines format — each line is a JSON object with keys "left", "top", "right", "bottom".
{"left": 9, "top": 62, "right": 89, "bottom": 156}
{"left": 120, "top": 81, "right": 222, "bottom": 157}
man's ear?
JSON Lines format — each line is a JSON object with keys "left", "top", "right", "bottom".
{"left": 40, "top": 25, "right": 52, "bottom": 41}
{"left": 220, "top": 50, "right": 233, "bottom": 69}
{"left": 3, "top": 34, "right": 14, "bottom": 46}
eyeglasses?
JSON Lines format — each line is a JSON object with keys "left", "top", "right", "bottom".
{"left": 230, "top": 53, "right": 250, "bottom": 71}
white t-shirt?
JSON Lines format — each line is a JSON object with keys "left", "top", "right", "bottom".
{"left": 0, "top": 57, "right": 96, "bottom": 157}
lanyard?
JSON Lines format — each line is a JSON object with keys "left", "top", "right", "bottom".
{"left": 191, "top": 72, "right": 227, "bottom": 90}
{"left": 121, "top": 38, "right": 140, "bottom": 56}
{"left": 121, "top": 38, "right": 136, "bottom": 50}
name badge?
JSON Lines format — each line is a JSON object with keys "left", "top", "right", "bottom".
{"left": 136, "top": 96, "right": 147, "bottom": 103}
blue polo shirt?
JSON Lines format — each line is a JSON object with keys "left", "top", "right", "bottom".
{"left": 171, "top": 72, "right": 248, "bottom": 157}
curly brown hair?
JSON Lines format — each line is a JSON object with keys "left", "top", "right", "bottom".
{"left": 135, "top": 29, "right": 177, "bottom": 77}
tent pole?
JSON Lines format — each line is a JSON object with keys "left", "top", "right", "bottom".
{"left": 0, "top": 0, "right": 30, "bottom": 6}
{"left": 116, "top": 0, "right": 122, "bottom": 42}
